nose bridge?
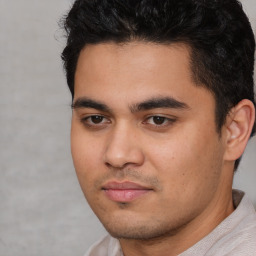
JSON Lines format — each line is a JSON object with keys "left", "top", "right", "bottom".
{"left": 104, "top": 121, "right": 144, "bottom": 168}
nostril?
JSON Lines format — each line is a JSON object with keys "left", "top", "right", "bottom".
{"left": 105, "top": 162, "right": 113, "bottom": 168}
{"left": 104, "top": 159, "right": 128, "bottom": 169}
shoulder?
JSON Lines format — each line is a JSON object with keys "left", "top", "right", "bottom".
{"left": 210, "top": 220, "right": 256, "bottom": 256}
{"left": 208, "top": 191, "right": 256, "bottom": 255}
{"left": 84, "top": 235, "right": 122, "bottom": 256}
{"left": 181, "top": 190, "right": 256, "bottom": 256}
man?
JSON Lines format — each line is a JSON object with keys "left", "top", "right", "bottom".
{"left": 61, "top": 0, "right": 256, "bottom": 255}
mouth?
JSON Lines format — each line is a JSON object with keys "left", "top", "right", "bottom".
{"left": 102, "top": 181, "right": 153, "bottom": 202}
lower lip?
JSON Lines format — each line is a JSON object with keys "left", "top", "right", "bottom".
{"left": 104, "top": 189, "right": 150, "bottom": 202}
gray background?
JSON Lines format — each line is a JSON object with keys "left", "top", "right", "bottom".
{"left": 0, "top": 1, "right": 255, "bottom": 255}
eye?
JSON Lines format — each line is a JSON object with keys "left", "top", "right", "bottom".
{"left": 144, "top": 115, "right": 176, "bottom": 127}
{"left": 149, "top": 116, "right": 167, "bottom": 125}
{"left": 81, "top": 115, "right": 110, "bottom": 127}
{"left": 89, "top": 115, "right": 104, "bottom": 124}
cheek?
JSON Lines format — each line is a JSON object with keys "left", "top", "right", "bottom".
{"left": 71, "top": 124, "right": 103, "bottom": 181}
{"left": 146, "top": 128, "right": 221, "bottom": 187}
{"left": 71, "top": 130, "right": 105, "bottom": 204}
{"left": 147, "top": 133, "right": 197, "bottom": 172}
{"left": 148, "top": 141, "right": 222, "bottom": 216}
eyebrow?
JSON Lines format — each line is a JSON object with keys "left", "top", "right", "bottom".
{"left": 130, "top": 96, "right": 190, "bottom": 112}
{"left": 71, "top": 96, "right": 189, "bottom": 113}
{"left": 71, "top": 97, "right": 111, "bottom": 112}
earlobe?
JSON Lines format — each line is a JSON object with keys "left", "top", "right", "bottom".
{"left": 224, "top": 99, "right": 255, "bottom": 161}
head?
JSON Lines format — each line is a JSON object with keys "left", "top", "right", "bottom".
{"left": 62, "top": 0, "right": 256, "bottom": 169}
{"left": 61, "top": 0, "right": 255, "bottom": 244}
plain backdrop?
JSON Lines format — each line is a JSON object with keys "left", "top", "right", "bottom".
{"left": 0, "top": 0, "right": 255, "bottom": 255}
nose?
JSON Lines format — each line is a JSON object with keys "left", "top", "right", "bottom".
{"left": 103, "top": 123, "right": 145, "bottom": 168}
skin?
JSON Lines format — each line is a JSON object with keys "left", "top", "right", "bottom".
{"left": 71, "top": 42, "right": 253, "bottom": 256}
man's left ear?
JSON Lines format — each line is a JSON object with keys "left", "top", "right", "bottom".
{"left": 224, "top": 99, "right": 255, "bottom": 161}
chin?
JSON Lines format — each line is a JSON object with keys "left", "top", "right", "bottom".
{"left": 101, "top": 218, "right": 182, "bottom": 240}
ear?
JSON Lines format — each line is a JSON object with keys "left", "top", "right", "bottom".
{"left": 224, "top": 99, "right": 255, "bottom": 162}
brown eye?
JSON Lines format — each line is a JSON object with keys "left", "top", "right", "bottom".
{"left": 144, "top": 115, "right": 176, "bottom": 128}
{"left": 152, "top": 116, "right": 166, "bottom": 125}
{"left": 90, "top": 115, "right": 104, "bottom": 124}
{"left": 81, "top": 115, "right": 110, "bottom": 128}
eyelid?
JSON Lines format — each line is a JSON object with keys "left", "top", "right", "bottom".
{"left": 143, "top": 115, "right": 177, "bottom": 127}
{"left": 80, "top": 114, "right": 111, "bottom": 127}
{"left": 78, "top": 113, "right": 177, "bottom": 130}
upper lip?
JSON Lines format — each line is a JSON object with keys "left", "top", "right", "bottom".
{"left": 102, "top": 181, "right": 152, "bottom": 190}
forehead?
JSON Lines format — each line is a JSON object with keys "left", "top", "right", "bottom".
{"left": 74, "top": 41, "right": 215, "bottom": 112}
{"left": 75, "top": 41, "right": 192, "bottom": 88}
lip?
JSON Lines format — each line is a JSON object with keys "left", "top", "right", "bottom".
{"left": 102, "top": 181, "right": 152, "bottom": 202}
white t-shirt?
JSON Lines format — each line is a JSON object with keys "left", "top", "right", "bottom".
{"left": 84, "top": 190, "right": 256, "bottom": 256}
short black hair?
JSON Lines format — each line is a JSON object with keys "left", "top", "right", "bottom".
{"left": 61, "top": 0, "right": 256, "bottom": 169}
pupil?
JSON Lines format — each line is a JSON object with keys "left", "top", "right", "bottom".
{"left": 91, "top": 116, "right": 103, "bottom": 124}
{"left": 153, "top": 116, "right": 165, "bottom": 125}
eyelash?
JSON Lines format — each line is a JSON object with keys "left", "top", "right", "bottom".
{"left": 81, "top": 115, "right": 110, "bottom": 128}
{"left": 143, "top": 116, "right": 176, "bottom": 128}
{"left": 80, "top": 115, "right": 176, "bottom": 129}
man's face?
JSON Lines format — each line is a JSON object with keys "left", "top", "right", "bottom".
{"left": 71, "top": 42, "right": 229, "bottom": 239}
